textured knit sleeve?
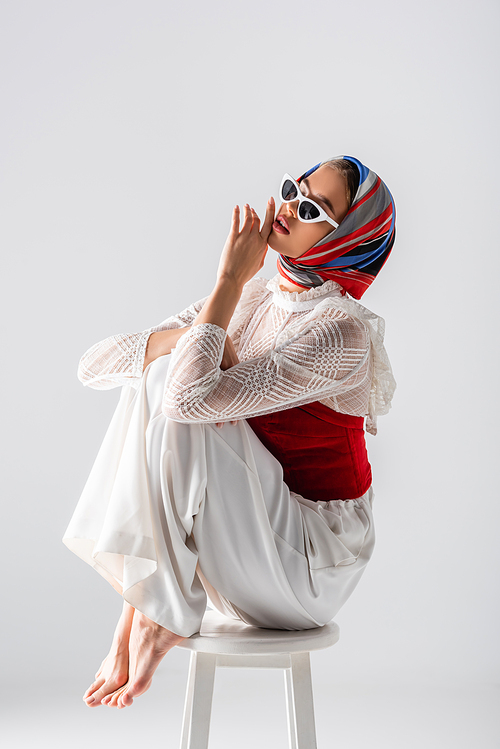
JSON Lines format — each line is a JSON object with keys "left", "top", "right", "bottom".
{"left": 162, "top": 310, "right": 371, "bottom": 423}
{"left": 77, "top": 296, "right": 209, "bottom": 390}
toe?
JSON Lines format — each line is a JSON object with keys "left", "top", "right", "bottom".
{"left": 85, "top": 693, "right": 103, "bottom": 707}
{"left": 87, "top": 686, "right": 108, "bottom": 706}
{"left": 103, "top": 684, "right": 128, "bottom": 707}
{"left": 87, "top": 670, "right": 129, "bottom": 706}
{"left": 118, "top": 689, "right": 135, "bottom": 707}
{"left": 83, "top": 677, "right": 105, "bottom": 700}
{"left": 87, "top": 680, "right": 123, "bottom": 706}
{"left": 120, "top": 674, "right": 151, "bottom": 704}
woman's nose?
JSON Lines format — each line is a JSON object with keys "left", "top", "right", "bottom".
{"left": 285, "top": 200, "right": 299, "bottom": 218}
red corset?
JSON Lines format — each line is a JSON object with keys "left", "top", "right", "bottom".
{"left": 246, "top": 402, "right": 372, "bottom": 501}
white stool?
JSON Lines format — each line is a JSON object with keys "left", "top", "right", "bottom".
{"left": 176, "top": 609, "right": 340, "bottom": 749}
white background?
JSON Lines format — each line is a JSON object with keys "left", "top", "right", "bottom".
{"left": 1, "top": 0, "right": 499, "bottom": 746}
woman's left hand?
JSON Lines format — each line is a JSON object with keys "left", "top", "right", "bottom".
{"left": 216, "top": 198, "right": 275, "bottom": 289}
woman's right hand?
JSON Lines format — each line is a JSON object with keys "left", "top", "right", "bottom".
{"left": 215, "top": 335, "right": 239, "bottom": 428}
{"left": 216, "top": 200, "right": 275, "bottom": 289}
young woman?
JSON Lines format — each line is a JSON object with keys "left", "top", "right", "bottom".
{"left": 63, "top": 155, "right": 396, "bottom": 709}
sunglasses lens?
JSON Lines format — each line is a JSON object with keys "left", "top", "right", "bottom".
{"left": 281, "top": 179, "right": 298, "bottom": 201}
{"left": 299, "top": 201, "right": 321, "bottom": 221}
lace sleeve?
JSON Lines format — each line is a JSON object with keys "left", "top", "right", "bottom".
{"left": 76, "top": 277, "right": 268, "bottom": 391}
{"left": 76, "top": 296, "right": 209, "bottom": 390}
{"left": 162, "top": 311, "right": 371, "bottom": 423}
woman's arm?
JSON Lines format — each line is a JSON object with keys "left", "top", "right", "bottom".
{"left": 77, "top": 272, "right": 267, "bottom": 390}
{"left": 143, "top": 325, "right": 241, "bottom": 378}
{"left": 162, "top": 311, "right": 371, "bottom": 423}
{"left": 77, "top": 297, "right": 209, "bottom": 390}
{"left": 143, "top": 327, "right": 191, "bottom": 371}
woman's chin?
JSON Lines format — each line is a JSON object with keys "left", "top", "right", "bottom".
{"left": 267, "top": 233, "right": 290, "bottom": 255}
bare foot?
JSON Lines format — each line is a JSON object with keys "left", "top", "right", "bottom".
{"left": 84, "top": 601, "right": 135, "bottom": 707}
{"left": 104, "top": 609, "right": 186, "bottom": 709}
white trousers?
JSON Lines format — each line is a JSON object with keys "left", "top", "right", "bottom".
{"left": 63, "top": 355, "right": 376, "bottom": 638}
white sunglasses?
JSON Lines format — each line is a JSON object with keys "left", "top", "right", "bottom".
{"left": 279, "top": 173, "right": 339, "bottom": 229}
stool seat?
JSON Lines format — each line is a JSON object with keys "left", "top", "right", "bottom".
{"left": 176, "top": 609, "right": 340, "bottom": 749}
{"left": 177, "top": 609, "right": 340, "bottom": 655}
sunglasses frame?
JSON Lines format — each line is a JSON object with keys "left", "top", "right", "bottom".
{"left": 279, "top": 173, "right": 339, "bottom": 229}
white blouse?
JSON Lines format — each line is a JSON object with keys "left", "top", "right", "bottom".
{"left": 77, "top": 275, "right": 395, "bottom": 435}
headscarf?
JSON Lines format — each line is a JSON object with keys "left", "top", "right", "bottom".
{"left": 276, "top": 155, "right": 396, "bottom": 299}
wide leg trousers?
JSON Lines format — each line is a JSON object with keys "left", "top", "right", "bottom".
{"left": 63, "top": 354, "right": 375, "bottom": 638}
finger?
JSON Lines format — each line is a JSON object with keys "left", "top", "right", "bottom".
{"left": 231, "top": 205, "right": 240, "bottom": 235}
{"left": 250, "top": 207, "right": 261, "bottom": 232}
{"left": 260, "top": 196, "right": 275, "bottom": 239}
{"left": 241, "top": 203, "right": 253, "bottom": 232}
{"left": 241, "top": 203, "right": 253, "bottom": 233}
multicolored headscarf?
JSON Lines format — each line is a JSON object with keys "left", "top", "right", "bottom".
{"left": 276, "top": 155, "right": 396, "bottom": 299}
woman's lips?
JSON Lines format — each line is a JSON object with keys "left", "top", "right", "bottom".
{"left": 272, "top": 216, "right": 290, "bottom": 235}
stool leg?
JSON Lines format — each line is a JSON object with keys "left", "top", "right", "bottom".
{"left": 284, "top": 652, "right": 317, "bottom": 749}
{"left": 180, "top": 652, "right": 217, "bottom": 749}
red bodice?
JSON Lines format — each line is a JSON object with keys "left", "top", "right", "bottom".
{"left": 246, "top": 402, "right": 372, "bottom": 501}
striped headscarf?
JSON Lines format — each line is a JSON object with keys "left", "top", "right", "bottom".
{"left": 276, "top": 155, "right": 396, "bottom": 299}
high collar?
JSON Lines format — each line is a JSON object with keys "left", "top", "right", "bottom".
{"left": 266, "top": 274, "right": 344, "bottom": 312}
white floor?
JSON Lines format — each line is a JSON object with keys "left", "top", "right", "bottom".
{"left": 2, "top": 658, "right": 499, "bottom": 749}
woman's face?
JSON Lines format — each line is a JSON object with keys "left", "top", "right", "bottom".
{"left": 268, "top": 165, "right": 351, "bottom": 259}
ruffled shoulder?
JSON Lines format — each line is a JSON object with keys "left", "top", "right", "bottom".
{"left": 270, "top": 288, "right": 396, "bottom": 435}
{"left": 320, "top": 295, "right": 397, "bottom": 435}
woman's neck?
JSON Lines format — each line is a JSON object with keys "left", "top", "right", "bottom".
{"left": 278, "top": 277, "right": 310, "bottom": 294}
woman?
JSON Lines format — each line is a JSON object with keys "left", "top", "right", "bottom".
{"left": 63, "top": 155, "right": 396, "bottom": 709}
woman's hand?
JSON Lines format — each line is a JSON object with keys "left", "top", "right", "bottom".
{"left": 215, "top": 335, "right": 239, "bottom": 428}
{"left": 198, "top": 197, "right": 275, "bottom": 429}
{"left": 217, "top": 199, "right": 275, "bottom": 289}
{"left": 220, "top": 333, "right": 239, "bottom": 372}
